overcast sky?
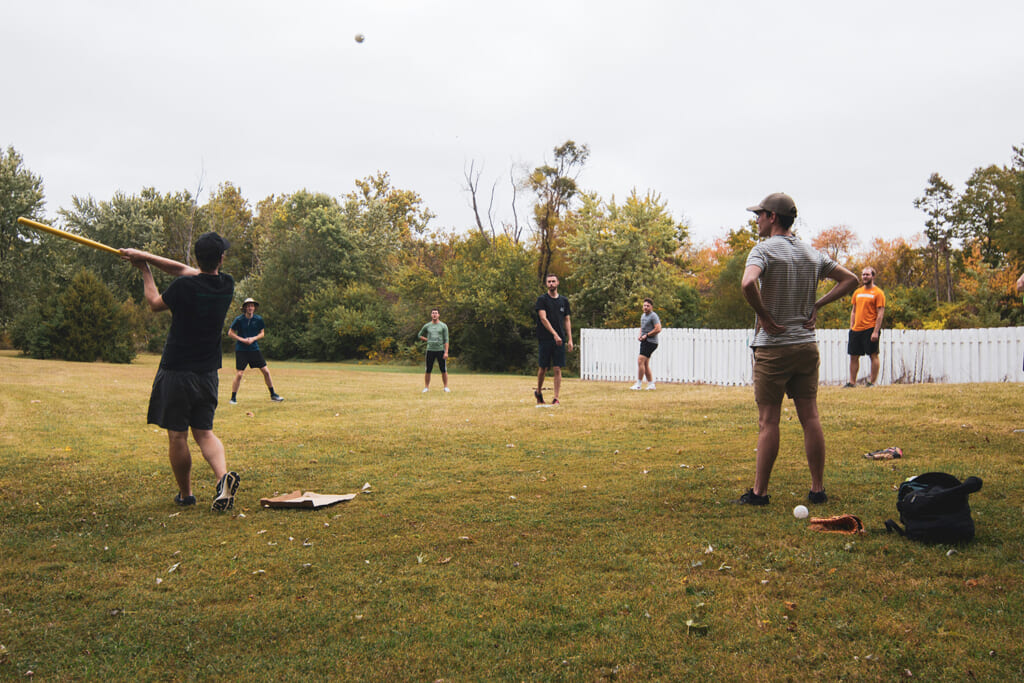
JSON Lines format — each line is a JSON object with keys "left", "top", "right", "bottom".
{"left": 5, "top": 0, "right": 1023, "bottom": 247}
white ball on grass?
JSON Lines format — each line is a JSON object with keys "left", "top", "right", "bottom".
{"left": 793, "top": 504, "right": 809, "bottom": 519}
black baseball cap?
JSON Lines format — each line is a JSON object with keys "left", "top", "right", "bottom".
{"left": 194, "top": 232, "right": 230, "bottom": 262}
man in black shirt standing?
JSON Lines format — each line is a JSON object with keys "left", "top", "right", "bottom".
{"left": 534, "top": 274, "right": 573, "bottom": 405}
{"left": 121, "top": 233, "right": 240, "bottom": 512}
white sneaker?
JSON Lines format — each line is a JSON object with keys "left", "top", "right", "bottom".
{"left": 443, "top": 387, "right": 451, "bottom": 393}
{"left": 630, "top": 382, "right": 642, "bottom": 390}
{"left": 422, "top": 388, "right": 429, "bottom": 393}
{"left": 645, "top": 383, "right": 656, "bottom": 390}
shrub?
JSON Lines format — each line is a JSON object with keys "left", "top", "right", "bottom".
{"left": 11, "top": 268, "right": 137, "bottom": 363}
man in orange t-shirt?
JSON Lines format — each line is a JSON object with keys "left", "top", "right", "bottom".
{"left": 846, "top": 267, "right": 885, "bottom": 387}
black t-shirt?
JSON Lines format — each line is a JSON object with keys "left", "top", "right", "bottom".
{"left": 159, "top": 272, "right": 235, "bottom": 372}
{"left": 535, "top": 293, "right": 571, "bottom": 341}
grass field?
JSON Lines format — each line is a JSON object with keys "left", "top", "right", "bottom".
{"left": 1, "top": 350, "right": 1022, "bottom": 681}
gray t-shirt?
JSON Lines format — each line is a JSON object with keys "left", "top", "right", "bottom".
{"left": 640, "top": 310, "right": 661, "bottom": 344}
{"left": 745, "top": 234, "right": 838, "bottom": 347}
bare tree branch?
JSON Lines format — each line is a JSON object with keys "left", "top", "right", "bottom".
{"left": 463, "top": 160, "right": 488, "bottom": 240}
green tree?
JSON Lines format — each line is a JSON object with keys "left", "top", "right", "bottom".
{"left": 246, "top": 191, "right": 363, "bottom": 357}
{"left": 528, "top": 140, "right": 589, "bottom": 282}
{"left": 437, "top": 232, "right": 537, "bottom": 371}
{"left": 564, "top": 190, "right": 688, "bottom": 328}
{"left": 59, "top": 193, "right": 165, "bottom": 303}
{"left": 11, "top": 268, "right": 135, "bottom": 363}
{"left": 201, "top": 182, "right": 255, "bottom": 281}
{"left": 956, "top": 164, "right": 1013, "bottom": 267}
{"left": 999, "top": 144, "right": 1024, "bottom": 261}
{"left": 914, "top": 173, "right": 958, "bottom": 303}
{"left": 0, "top": 146, "right": 47, "bottom": 335}
{"left": 702, "top": 225, "right": 759, "bottom": 329}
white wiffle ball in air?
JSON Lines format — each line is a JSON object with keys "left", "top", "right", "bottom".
{"left": 355, "top": 33, "right": 365, "bottom": 43}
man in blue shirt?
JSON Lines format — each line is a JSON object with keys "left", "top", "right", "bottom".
{"left": 228, "top": 298, "right": 283, "bottom": 404}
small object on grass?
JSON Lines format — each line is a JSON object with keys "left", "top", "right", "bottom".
{"left": 863, "top": 446, "right": 902, "bottom": 460}
{"left": 808, "top": 514, "right": 865, "bottom": 534}
{"left": 685, "top": 619, "right": 709, "bottom": 635}
{"left": 260, "top": 491, "right": 358, "bottom": 509}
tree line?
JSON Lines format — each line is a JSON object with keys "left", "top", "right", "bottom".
{"left": 2, "top": 141, "right": 1023, "bottom": 369}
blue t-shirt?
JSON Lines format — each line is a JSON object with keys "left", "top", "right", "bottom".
{"left": 230, "top": 313, "right": 265, "bottom": 350}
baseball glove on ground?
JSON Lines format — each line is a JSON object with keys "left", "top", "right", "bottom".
{"left": 808, "top": 514, "right": 865, "bottom": 534}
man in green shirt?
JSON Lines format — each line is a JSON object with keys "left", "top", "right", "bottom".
{"left": 418, "top": 308, "right": 450, "bottom": 392}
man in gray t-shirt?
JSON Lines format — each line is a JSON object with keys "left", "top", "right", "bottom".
{"left": 631, "top": 298, "right": 662, "bottom": 390}
{"left": 736, "top": 192, "right": 857, "bottom": 508}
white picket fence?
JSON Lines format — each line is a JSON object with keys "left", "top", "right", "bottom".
{"left": 580, "top": 327, "right": 1024, "bottom": 386}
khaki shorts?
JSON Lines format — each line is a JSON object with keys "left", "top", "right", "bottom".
{"left": 753, "top": 343, "right": 819, "bottom": 405}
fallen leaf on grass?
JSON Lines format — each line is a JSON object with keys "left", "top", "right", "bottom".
{"left": 685, "top": 619, "right": 708, "bottom": 635}
{"left": 246, "top": 411, "right": 255, "bottom": 417}
{"left": 784, "top": 601, "right": 796, "bottom": 611}
{"left": 438, "top": 557, "right": 452, "bottom": 564}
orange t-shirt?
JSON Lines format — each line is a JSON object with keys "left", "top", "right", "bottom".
{"left": 851, "top": 286, "right": 885, "bottom": 331}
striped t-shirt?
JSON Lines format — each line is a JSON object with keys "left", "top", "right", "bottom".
{"left": 745, "top": 234, "right": 838, "bottom": 347}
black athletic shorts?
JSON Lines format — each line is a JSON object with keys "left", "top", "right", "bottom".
{"left": 147, "top": 368, "right": 219, "bottom": 432}
{"left": 425, "top": 349, "right": 447, "bottom": 373}
{"left": 848, "top": 328, "right": 880, "bottom": 357}
{"left": 235, "top": 348, "right": 268, "bottom": 370}
{"left": 537, "top": 339, "right": 566, "bottom": 369}
{"left": 639, "top": 340, "right": 658, "bottom": 358}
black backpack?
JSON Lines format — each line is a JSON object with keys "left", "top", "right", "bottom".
{"left": 885, "top": 472, "right": 983, "bottom": 544}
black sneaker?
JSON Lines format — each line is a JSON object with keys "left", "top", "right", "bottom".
{"left": 736, "top": 489, "right": 770, "bottom": 505}
{"left": 270, "top": 393, "right": 284, "bottom": 402}
{"left": 807, "top": 489, "right": 828, "bottom": 504}
{"left": 174, "top": 493, "right": 196, "bottom": 506}
{"left": 551, "top": 398, "right": 560, "bottom": 405}
{"left": 212, "top": 471, "right": 240, "bottom": 512}
{"left": 534, "top": 389, "right": 544, "bottom": 405}
{"left": 229, "top": 398, "right": 238, "bottom": 405}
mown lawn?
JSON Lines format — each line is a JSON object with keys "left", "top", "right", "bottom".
{"left": 1, "top": 350, "right": 1021, "bottom": 681}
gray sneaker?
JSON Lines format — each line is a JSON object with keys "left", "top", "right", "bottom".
{"left": 212, "top": 471, "right": 240, "bottom": 512}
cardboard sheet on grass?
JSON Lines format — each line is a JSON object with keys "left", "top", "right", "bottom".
{"left": 260, "top": 490, "right": 358, "bottom": 510}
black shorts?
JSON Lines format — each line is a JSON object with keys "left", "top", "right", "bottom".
{"left": 425, "top": 350, "right": 447, "bottom": 373}
{"left": 235, "top": 348, "right": 267, "bottom": 370}
{"left": 537, "top": 339, "right": 566, "bottom": 369}
{"left": 639, "top": 340, "right": 658, "bottom": 358}
{"left": 848, "top": 329, "right": 879, "bottom": 357}
{"left": 147, "top": 368, "right": 219, "bottom": 432}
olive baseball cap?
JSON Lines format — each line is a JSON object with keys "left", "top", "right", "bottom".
{"left": 746, "top": 192, "right": 797, "bottom": 218}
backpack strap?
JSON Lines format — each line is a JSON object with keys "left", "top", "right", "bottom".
{"left": 884, "top": 519, "right": 904, "bottom": 535}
